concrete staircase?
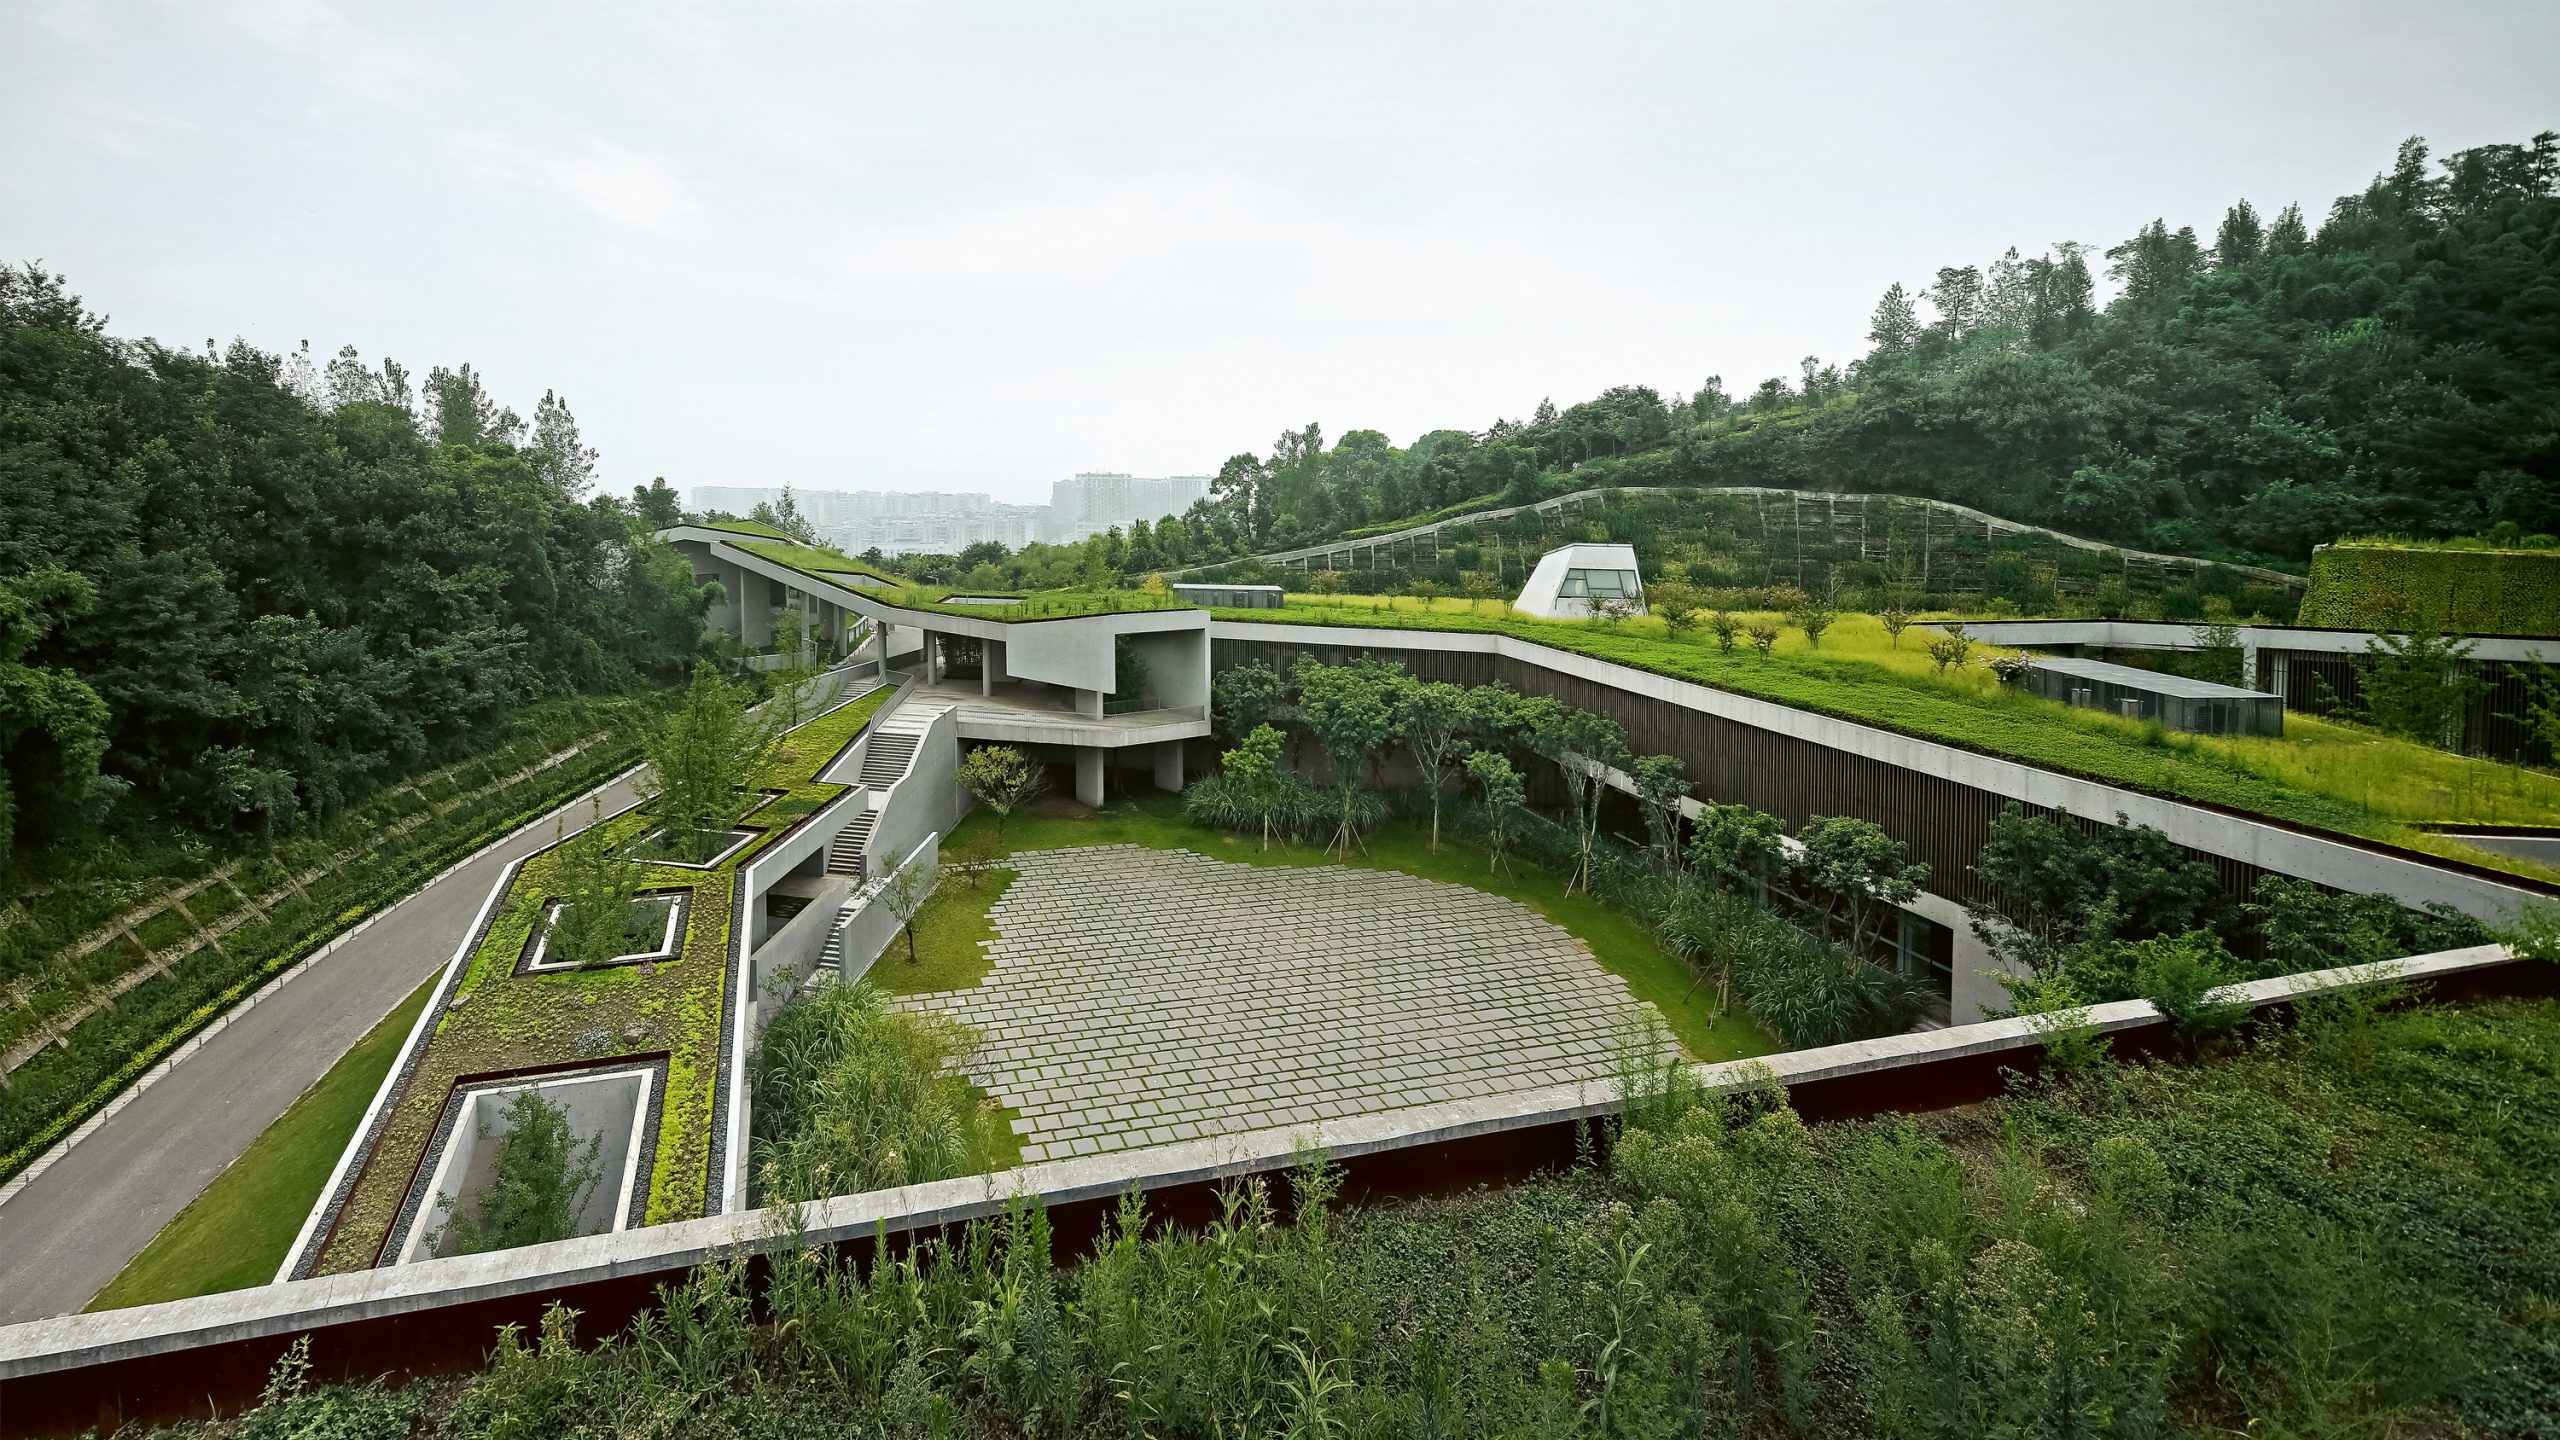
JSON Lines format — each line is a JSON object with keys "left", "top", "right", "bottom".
{"left": 820, "top": 701, "right": 946, "bottom": 882}
{"left": 856, "top": 729, "right": 921, "bottom": 787}
{"left": 814, "top": 906, "right": 854, "bottom": 975}
{"left": 825, "top": 811, "right": 876, "bottom": 877}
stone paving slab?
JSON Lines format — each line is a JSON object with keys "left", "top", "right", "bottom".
{"left": 900, "top": 845, "right": 1672, "bottom": 1161}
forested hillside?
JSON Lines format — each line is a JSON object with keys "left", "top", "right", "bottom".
{"left": 0, "top": 266, "right": 711, "bottom": 861}
{"left": 1075, "top": 131, "right": 2556, "bottom": 579}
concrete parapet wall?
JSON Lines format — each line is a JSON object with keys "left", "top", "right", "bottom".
{"left": 3, "top": 945, "right": 2540, "bottom": 1436}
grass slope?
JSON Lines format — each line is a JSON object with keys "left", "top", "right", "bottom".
{"left": 1228, "top": 597, "right": 2560, "bottom": 882}
{"left": 87, "top": 977, "right": 437, "bottom": 1311}
{"left": 942, "top": 801, "right": 1774, "bottom": 1063}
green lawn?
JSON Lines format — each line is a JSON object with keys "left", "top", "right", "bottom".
{"left": 943, "top": 801, "right": 1775, "bottom": 1063}
{"left": 88, "top": 976, "right": 437, "bottom": 1311}
{"left": 1226, "top": 597, "right": 2560, "bottom": 882}
{"left": 866, "top": 868, "right": 1016, "bottom": 994}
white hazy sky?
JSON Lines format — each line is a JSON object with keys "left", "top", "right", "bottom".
{"left": 6, "top": 2, "right": 2555, "bottom": 504}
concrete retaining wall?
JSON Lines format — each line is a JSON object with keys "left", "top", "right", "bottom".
{"left": 839, "top": 835, "right": 942, "bottom": 986}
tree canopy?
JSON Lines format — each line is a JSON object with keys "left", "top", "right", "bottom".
{"left": 1106, "top": 131, "right": 2560, "bottom": 572}
{"left": 0, "top": 265, "right": 713, "bottom": 852}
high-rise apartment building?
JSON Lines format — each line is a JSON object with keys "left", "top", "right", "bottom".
{"left": 686, "top": 475, "right": 1210, "bottom": 553}
{"left": 1043, "top": 473, "right": 1213, "bottom": 542}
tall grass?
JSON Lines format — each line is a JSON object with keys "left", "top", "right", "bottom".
{"left": 196, "top": 996, "right": 2560, "bottom": 1439}
{"left": 748, "top": 980, "right": 1002, "bottom": 1202}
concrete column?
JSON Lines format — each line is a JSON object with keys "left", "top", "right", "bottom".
{"left": 1075, "top": 747, "right": 1105, "bottom": 807}
{"left": 1152, "top": 740, "right": 1185, "bottom": 793}
{"left": 1075, "top": 687, "right": 1104, "bottom": 719}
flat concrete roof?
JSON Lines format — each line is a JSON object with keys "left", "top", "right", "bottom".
{"left": 2031, "top": 655, "right": 2276, "bottom": 701}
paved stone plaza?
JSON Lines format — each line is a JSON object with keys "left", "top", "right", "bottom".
{"left": 900, "top": 844, "right": 1672, "bottom": 1162}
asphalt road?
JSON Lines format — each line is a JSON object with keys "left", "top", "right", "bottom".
{"left": 0, "top": 770, "right": 646, "bottom": 1325}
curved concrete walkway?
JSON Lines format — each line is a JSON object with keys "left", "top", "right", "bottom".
{"left": 0, "top": 772, "right": 645, "bottom": 1325}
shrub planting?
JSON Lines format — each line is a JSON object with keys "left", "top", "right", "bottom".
{"left": 181, "top": 996, "right": 2560, "bottom": 1439}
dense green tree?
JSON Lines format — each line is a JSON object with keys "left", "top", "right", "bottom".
{"left": 0, "top": 265, "right": 711, "bottom": 847}
{"left": 434, "top": 1091, "right": 602, "bottom": 1256}
{"left": 1156, "top": 131, "right": 2559, "bottom": 571}
{"left": 0, "top": 567, "right": 110, "bottom": 858}
{"left": 630, "top": 476, "right": 683, "bottom": 529}
{"left": 1292, "top": 655, "right": 1402, "bottom": 856}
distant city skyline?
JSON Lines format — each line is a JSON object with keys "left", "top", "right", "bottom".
{"left": 691, "top": 472, "right": 1211, "bottom": 552}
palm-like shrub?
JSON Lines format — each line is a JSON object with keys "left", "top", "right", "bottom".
{"left": 750, "top": 980, "right": 987, "bottom": 1202}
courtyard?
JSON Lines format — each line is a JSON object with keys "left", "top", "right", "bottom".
{"left": 897, "top": 844, "right": 1676, "bottom": 1162}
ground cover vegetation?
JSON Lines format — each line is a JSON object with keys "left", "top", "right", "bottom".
{"left": 158, "top": 992, "right": 2560, "bottom": 1439}
{"left": 711, "top": 529, "right": 1192, "bottom": 622}
{"left": 88, "top": 976, "right": 438, "bottom": 1310}
{"left": 0, "top": 693, "right": 662, "bottom": 1182}
{"left": 307, "top": 679, "right": 894, "bottom": 1275}
{"left": 1223, "top": 598, "right": 2560, "bottom": 882}
{"left": 1186, "top": 658, "right": 1936, "bottom": 1051}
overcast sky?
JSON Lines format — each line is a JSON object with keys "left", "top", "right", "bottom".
{"left": 7, "top": 3, "right": 2555, "bottom": 504}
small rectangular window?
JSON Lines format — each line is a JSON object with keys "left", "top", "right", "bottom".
{"left": 1559, "top": 573, "right": 1589, "bottom": 597}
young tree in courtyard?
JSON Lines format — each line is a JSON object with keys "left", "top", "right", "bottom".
{"left": 1465, "top": 750, "right": 1526, "bottom": 875}
{"left": 1211, "top": 659, "right": 1291, "bottom": 742}
{"left": 954, "top": 745, "right": 1045, "bottom": 839}
{"left": 1530, "top": 703, "right": 1628, "bottom": 895}
{"left": 876, "top": 856, "right": 936, "bottom": 966}
{"left": 1397, "top": 679, "right": 1472, "bottom": 849}
{"left": 1224, "top": 724, "right": 1291, "bottom": 850}
{"left": 1793, "top": 815, "right": 1928, "bottom": 959}
{"left": 538, "top": 801, "right": 653, "bottom": 969}
{"left": 434, "top": 1091, "right": 603, "bottom": 1256}
{"left": 644, "top": 663, "right": 775, "bottom": 859}
{"left": 1293, "top": 656, "right": 1403, "bottom": 857}
{"left": 1630, "top": 753, "right": 1692, "bottom": 874}
{"left": 1688, "top": 801, "right": 1792, "bottom": 895}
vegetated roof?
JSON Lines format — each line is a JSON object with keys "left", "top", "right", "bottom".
{"left": 692, "top": 517, "right": 794, "bottom": 540}
{"left": 1215, "top": 596, "right": 2560, "bottom": 884}
{"left": 719, "top": 536, "right": 1198, "bottom": 621}
{"left": 304, "top": 687, "right": 896, "bottom": 1278}
{"left": 728, "top": 538, "right": 904, "bottom": 588}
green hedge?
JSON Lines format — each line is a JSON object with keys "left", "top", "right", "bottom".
{"left": 2300, "top": 544, "right": 2560, "bottom": 636}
